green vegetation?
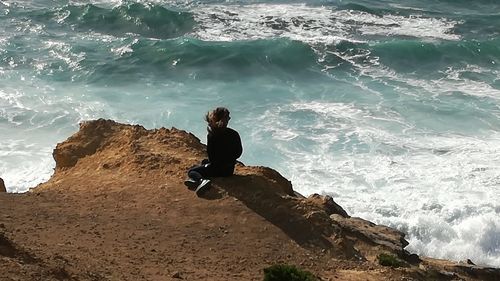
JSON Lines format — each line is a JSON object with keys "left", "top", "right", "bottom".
{"left": 378, "top": 253, "right": 407, "bottom": 268}
{"left": 263, "top": 264, "right": 318, "bottom": 281}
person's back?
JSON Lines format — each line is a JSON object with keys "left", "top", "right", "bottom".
{"left": 184, "top": 107, "right": 242, "bottom": 195}
{"left": 207, "top": 127, "right": 242, "bottom": 173}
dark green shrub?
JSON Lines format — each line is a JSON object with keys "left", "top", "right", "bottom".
{"left": 263, "top": 264, "right": 318, "bottom": 281}
{"left": 378, "top": 253, "right": 406, "bottom": 268}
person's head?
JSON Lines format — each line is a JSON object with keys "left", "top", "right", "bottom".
{"left": 205, "top": 107, "right": 231, "bottom": 130}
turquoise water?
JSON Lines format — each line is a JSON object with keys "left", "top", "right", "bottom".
{"left": 1, "top": 0, "right": 499, "bottom": 266}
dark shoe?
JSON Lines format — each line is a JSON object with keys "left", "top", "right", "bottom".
{"left": 195, "top": 179, "right": 211, "bottom": 196}
{"left": 184, "top": 179, "right": 199, "bottom": 190}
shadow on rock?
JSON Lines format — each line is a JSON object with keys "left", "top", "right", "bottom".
{"left": 0, "top": 232, "right": 37, "bottom": 263}
{"left": 202, "top": 174, "right": 334, "bottom": 251}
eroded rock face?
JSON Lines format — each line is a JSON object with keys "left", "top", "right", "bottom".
{"left": 53, "top": 119, "right": 111, "bottom": 170}
{"left": 0, "top": 178, "right": 6, "bottom": 193}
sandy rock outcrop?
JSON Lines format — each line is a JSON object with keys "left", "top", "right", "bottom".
{"left": 0, "top": 119, "right": 498, "bottom": 281}
{"left": 47, "top": 119, "right": 409, "bottom": 260}
{"left": 51, "top": 119, "right": 204, "bottom": 177}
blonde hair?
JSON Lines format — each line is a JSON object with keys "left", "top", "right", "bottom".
{"left": 205, "top": 107, "right": 230, "bottom": 130}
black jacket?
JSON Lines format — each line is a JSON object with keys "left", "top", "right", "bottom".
{"left": 207, "top": 127, "right": 242, "bottom": 168}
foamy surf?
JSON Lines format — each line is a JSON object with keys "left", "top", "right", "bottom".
{"left": 191, "top": 4, "right": 461, "bottom": 43}
{"left": 253, "top": 100, "right": 500, "bottom": 267}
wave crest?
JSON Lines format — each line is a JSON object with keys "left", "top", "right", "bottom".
{"left": 88, "top": 38, "right": 318, "bottom": 81}
{"left": 40, "top": 3, "right": 194, "bottom": 39}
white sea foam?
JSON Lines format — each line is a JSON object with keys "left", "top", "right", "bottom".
{"left": 252, "top": 101, "right": 500, "bottom": 267}
{"left": 0, "top": 140, "right": 54, "bottom": 193}
{"left": 111, "top": 38, "right": 139, "bottom": 56}
{"left": 43, "top": 40, "right": 86, "bottom": 75}
{"left": 356, "top": 12, "right": 460, "bottom": 40}
{"left": 406, "top": 213, "right": 500, "bottom": 267}
{"left": 191, "top": 4, "right": 460, "bottom": 43}
{"left": 0, "top": 81, "right": 119, "bottom": 192}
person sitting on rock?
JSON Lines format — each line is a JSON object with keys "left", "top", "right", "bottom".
{"left": 184, "top": 107, "right": 243, "bottom": 195}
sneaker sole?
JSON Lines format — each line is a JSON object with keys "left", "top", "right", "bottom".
{"left": 195, "top": 181, "right": 211, "bottom": 196}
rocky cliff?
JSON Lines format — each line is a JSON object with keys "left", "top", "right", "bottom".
{"left": 0, "top": 119, "right": 498, "bottom": 280}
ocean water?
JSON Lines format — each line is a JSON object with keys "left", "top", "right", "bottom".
{"left": 1, "top": 0, "right": 499, "bottom": 266}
